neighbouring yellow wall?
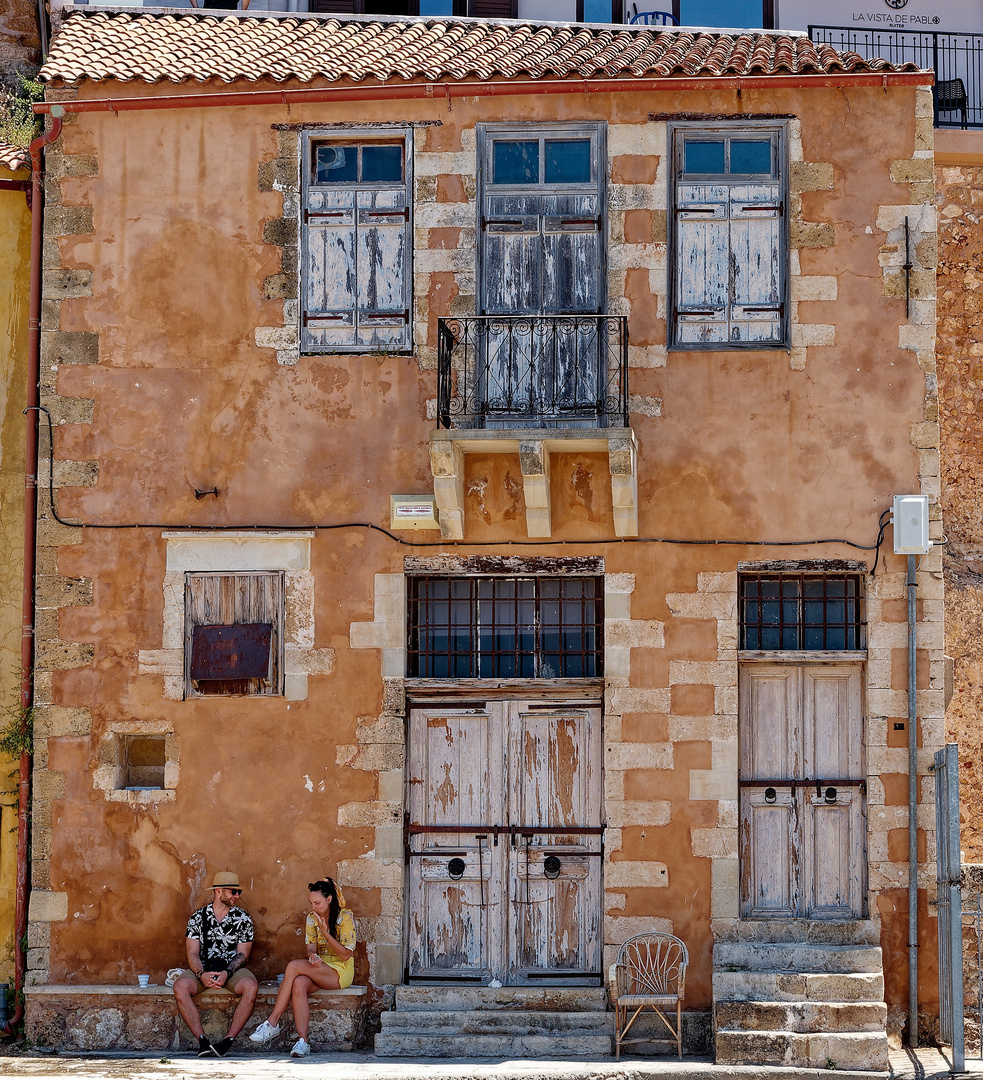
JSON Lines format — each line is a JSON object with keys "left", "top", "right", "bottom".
{"left": 0, "top": 162, "right": 31, "bottom": 984}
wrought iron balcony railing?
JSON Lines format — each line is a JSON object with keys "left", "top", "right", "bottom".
{"left": 810, "top": 24, "right": 983, "bottom": 128}
{"left": 436, "top": 315, "right": 629, "bottom": 430}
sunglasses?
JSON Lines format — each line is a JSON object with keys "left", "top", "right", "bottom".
{"left": 222, "top": 888, "right": 242, "bottom": 896}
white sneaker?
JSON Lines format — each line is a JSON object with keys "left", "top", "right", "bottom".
{"left": 249, "top": 1020, "right": 281, "bottom": 1044}
{"left": 290, "top": 1038, "right": 310, "bottom": 1057}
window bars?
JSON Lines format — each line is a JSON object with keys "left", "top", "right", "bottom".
{"left": 739, "top": 573, "right": 865, "bottom": 651}
{"left": 407, "top": 575, "right": 603, "bottom": 678}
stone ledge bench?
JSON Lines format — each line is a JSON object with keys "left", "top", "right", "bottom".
{"left": 25, "top": 983, "right": 369, "bottom": 1052}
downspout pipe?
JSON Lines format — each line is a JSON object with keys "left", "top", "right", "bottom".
{"left": 0, "top": 110, "right": 62, "bottom": 1039}
{"left": 907, "top": 553, "right": 919, "bottom": 1048}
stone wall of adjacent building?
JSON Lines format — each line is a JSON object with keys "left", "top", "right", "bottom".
{"left": 936, "top": 163, "right": 983, "bottom": 860}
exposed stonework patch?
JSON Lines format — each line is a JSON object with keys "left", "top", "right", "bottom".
{"left": 256, "top": 130, "right": 301, "bottom": 365}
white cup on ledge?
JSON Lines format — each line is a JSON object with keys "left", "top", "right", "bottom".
{"left": 137, "top": 974, "right": 150, "bottom": 987}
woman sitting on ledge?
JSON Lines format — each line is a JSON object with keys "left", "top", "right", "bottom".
{"left": 249, "top": 877, "right": 356, "bottom": 1057}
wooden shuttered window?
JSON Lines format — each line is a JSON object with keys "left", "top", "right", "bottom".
{"left": 302, "top": 132, "right": 413, "bottom": 353}
{"left": 185, "top": 572, "right": 284, "bottom": 698}
{"left": 671, "top": 124, "right": 787, "bottom": 349}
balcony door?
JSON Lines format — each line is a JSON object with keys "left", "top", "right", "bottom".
{"left": 477, "top": 124, "right": 606, "bottom": 427}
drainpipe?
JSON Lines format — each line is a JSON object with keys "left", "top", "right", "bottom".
{"left": 0, "top": 109, "right": 62, "bottom": 1038}
{"left": 907, "top": 553, "right": 918, "bottom": 1048}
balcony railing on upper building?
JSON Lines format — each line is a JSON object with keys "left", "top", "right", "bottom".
{"left": 436, "top": 315, "right": 629, "bottom": 430}
{"left": 810, "top": 24, "right": 983, "bottom": 128}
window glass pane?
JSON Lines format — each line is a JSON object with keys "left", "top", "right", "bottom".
{"left": 493, "top": 140, "right": 540, "bottom": 185}
{"left": 684, "top": 139, "right": 725, "bottom": 174}
{"left": 583, "top": 0, "right": 613, "bottom": 21}
{"left": 419, "top": 0, "right": 454, "bottom": 12}
{"left": 677, "top": 0, "right": 764, "bottom": 28}
{"left": 314, "top": 144, "right": 357, "bottom": 184}
{"left": 545, "top": 139, "right": 592, "bottom": 184}
{"left": 361, "top": 144, "right": 403, "bottom": 183}
{"left": 730, "top": 139, "right": 772, "bottom": 175}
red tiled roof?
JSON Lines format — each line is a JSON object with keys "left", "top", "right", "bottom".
{"left": 0, "top": 141, "right": 30, "bottom": 171}
{"left": 41, "top": 10, "right": 923, "bottom": 86}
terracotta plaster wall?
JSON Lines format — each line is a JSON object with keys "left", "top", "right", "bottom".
{"left": 28, "top": 79, "right": 942, "bottom": 1015}
{"left": 0, "top": 164, "right": 30, "bottom": 984}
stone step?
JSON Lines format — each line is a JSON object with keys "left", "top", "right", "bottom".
{"left": 713, "top": 942, "right": 882, "bottom": 974}
{"left": 713, "top": 970, "right": 884, "bottom": 1002}
{"left": 392, "top": 985, "right": 608, "bottom": 1012}
{"left": 713, "top": 919, "right": 880, "bottom": 946}
{"left": 373, "top": 1032, "right": 613, "bottom": 1058}
{"left": 381, "top": 1008, "right": 614, "bottom": 1036}
{"left": 714, "top": 1000, "right": 886, "bottom": 1033}
{"left": 714, "top": 1029, "right": 890, "bottom": 1071}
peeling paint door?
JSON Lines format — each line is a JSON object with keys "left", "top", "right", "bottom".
{"left": 739, "top": 664, "right": 866, "bottom": 919}
{"left": 407, "top": 700, "right": 602, "bottom": 984}
{"left": 507, "top": 702, "right": 603, "bottom": 985}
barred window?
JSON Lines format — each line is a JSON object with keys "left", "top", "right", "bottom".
{"left": 740, "top": 573, "right": 865, "bottom": 651}
{"left": 407, "top": 576, "right": 602, "bottom": 678}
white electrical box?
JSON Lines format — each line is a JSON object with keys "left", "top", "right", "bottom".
{"left": 390, "top": 496, "right": 439, "bottom": 532}
{"left": 893, "top": 494, "right": 931, "bottom": 555}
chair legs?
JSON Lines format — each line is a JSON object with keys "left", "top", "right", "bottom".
{"left": 613, "top": 1001, "right": 683, "bottom": 1060}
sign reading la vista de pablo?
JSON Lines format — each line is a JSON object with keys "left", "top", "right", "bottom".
{"left": 776, "top": 0, "right": 983, "bottom": 35}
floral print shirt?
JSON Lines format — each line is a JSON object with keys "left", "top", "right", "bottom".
{"left": 186, "top": 904, "right": 254, "bottom": 968}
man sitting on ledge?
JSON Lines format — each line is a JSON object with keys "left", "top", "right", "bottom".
{"left": 172, "top": 871, "right": 258, "bottom": 1057}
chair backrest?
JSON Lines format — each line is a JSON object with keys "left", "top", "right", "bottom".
{"left": 615, "top": 932, "right": 688, "bottom": 997}
{"left": 629, "top": 11, "right": 680, "bottom": 25}
{"left": 936, "top": 78, "right": 967, "bottom": 111}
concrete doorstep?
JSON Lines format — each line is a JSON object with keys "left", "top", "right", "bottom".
{"left": 0, "top": 1046, "right": 969, "bottom": 1080}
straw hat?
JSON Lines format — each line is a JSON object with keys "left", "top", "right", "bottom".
{"left": 209, "top": 871, "right": 242, "bottom": 890}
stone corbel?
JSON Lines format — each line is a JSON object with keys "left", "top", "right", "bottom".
{"left": 429, "top": 439, "right": 466, "bottom": 541}
{"left": 519, "top": 440, "right": 551, "bottom": 538}
{"left": 609, "top": 431, "right": 639, "bottom": 538}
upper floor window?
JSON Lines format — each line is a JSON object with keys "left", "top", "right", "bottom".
{"left": 407, "top": 575, "right": 603, "bottom": 678}
{"left": 739, "top": 573, "right": 865, "bottom": 651}
{"left": 301, "top": 130, "right": 412, "bottom": 354}
{"left": 670, "top": 122, "right": 788, "bottom": 349}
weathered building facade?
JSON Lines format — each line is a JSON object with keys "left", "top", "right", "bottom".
{"left": 23, "top": 10, "right": 942, "bottom": 1065}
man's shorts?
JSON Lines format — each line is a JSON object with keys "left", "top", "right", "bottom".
{"left": 177, "top": 967, "right": 257, "bottom": 994}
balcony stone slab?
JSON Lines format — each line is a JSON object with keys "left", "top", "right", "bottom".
{"left": 429, "top": 427, "right": 638, "bottom": 541}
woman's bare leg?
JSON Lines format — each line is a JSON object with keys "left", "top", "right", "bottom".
{"left": 292, "top": 966, "right": 342, "bottom": 1042}
{"left": 268, "top": 958, "right": 312, "bottom": 1027}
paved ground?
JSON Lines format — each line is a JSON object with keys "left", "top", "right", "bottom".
{"left": 0, "top": 1047, "right": 975, "bottom": 1080}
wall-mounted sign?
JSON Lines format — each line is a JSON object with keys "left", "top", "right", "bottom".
{"left": 776, "top": 0, "right": 983, "bottom": 34}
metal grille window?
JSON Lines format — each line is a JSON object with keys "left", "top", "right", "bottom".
{"left": 407, "top": 576, "right": 602, "bottom": 678}
{"left": 740, "top": 574, "right": 865, "bottom": 651}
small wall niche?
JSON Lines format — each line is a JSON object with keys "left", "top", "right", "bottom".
{"left": 122, "top": 735, "right": 166, "bottom": 790}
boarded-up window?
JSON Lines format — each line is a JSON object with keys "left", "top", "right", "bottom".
{"left": 302, "top": 131, "right": 413, "bottom": 353}
{"left": 670, "top": 123, "right": 788, "bottom": 349}
{"left": 185, "top": 572, "right": 284, "bottom": 697}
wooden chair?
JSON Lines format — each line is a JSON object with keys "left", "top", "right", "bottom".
{"left": 935, "top": 78, "right": 968, "bottom": 129}
{"left": 610, "top": 932, "right": 688, "bottom": 1060}
{"left": 629, "top": 10, "right": 680, "bottom": 26}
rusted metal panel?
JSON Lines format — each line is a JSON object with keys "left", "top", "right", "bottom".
{"left": 739, "top": 663, "right": 866, "bottom": 919}
{"left": 189, "top": 623, "right": 273, "bottom": 682}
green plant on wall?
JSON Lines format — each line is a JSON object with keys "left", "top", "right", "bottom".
{"left": 0, "top": 701, "right": 32, "bottom": 761}
{"left": 0, "top": 71, "right": 42, "bottom": 149}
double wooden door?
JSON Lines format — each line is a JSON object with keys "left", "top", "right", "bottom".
{"left": 739, "top": 663, "right": 867, "bottom": 919}
{"left": 407, "top": 699, "right": 602, "bottom": 985}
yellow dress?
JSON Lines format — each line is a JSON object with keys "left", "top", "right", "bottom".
{"left": 305, "top": 908, "right": 355, "bottom": 988}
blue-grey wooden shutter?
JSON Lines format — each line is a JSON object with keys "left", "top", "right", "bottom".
{"left": 729, "top": 183, "right": 782, "bottom": 343}
{"left": 302, "top": 144, "right": 410, "bottom": 354}
{"left": 675, "top": 183, "right": 730, "bottom": 344}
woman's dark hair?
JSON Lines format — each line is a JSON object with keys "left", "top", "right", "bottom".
{"left": 308, "top": 878, "right": 340, "bottom": 936}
